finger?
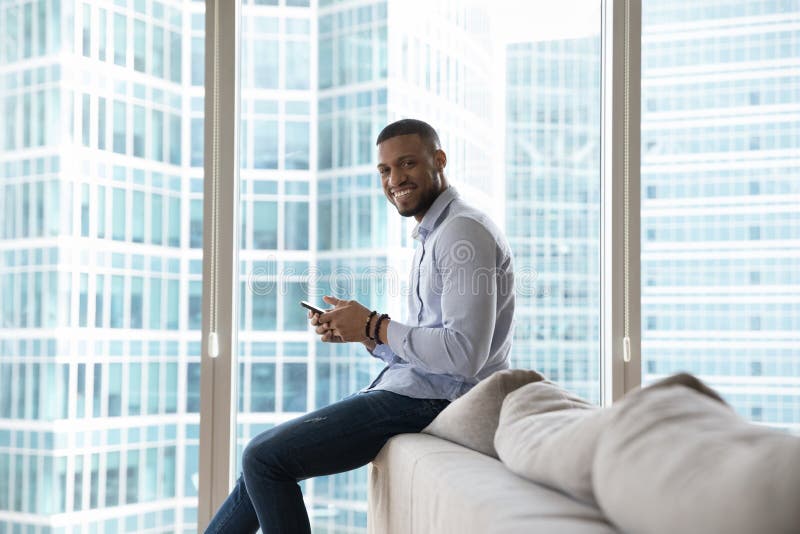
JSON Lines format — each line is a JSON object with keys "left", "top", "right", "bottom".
{"left": 310, "top": 313, "right": 319, "bottom": 326}
{"left": 328, "top": 330, "right": 342, "bottom": 343}
{"left": 315, "top": 324, "right": 328, "bottom": 335}
{"left": 317, "top": 308, "right": 340, "bottom": 324}
{"left": 322, "top": 295, "right": 341, "bottom": 307}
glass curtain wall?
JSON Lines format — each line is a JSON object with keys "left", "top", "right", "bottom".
{"left": 640, "top": 0, "right": 800, "bottom": 432}
{"left": 0, "top": 0, "right": 203, "bottom": 532}
{"left": 506, "top": 25, "right": 602, "bottom": 403}
{"left": 232, "top": 1, "right": 602, "bottom": 532}
{"left": 234, "top": 0, "right": 318, "bottom": 523}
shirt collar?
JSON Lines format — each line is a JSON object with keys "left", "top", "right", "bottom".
{"left": 411, "top": 186, "right": 459, "bottom": 242}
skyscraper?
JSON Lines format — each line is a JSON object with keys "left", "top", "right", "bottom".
{"left": 1, "top": 0, "right": 203, "bottom": 531}
{"left": 505, "top": 36, "right": 602, "bottom": 404}
{"left": 640, "top": 0, "right": 800, "bottom": 432}
{"left": 503, "top": 1, "right": 799, "bottom": 430}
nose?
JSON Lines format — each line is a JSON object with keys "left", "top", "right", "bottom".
{"left": 388, "top": 168, "right": 405, "bottom": 188}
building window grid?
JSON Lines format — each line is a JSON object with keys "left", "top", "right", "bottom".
{"left": 0, "top": 4, "right": 197, "bottom": 524}
{"left": 637, "top": 73, "right": 800, "bottom": 112}
{"left": 78, "top": 1, "right": 183, "bottom": 82}
{"left": 1, "top": 70, "right": 62, "bottom": 151}
{"left": 506, "top": 37, "right": 601, "bottom": 404}
{"left": 235, "top": 9, "right": 320, "bottom": 489}
{"left": 641, "top": 168, "right": 800, "bottom": 199}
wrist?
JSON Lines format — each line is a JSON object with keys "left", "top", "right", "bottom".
{"left": 373, "top": 313, "right": 390, "bottom": 345}
{"left": 364, "top": 310, "right": 378, "bottom": 342}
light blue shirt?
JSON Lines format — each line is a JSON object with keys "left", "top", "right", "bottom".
{"left": 364, "top": 187, "right": 515, "bottom": 401}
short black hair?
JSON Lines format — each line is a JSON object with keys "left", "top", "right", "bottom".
{"left": 376, "top": 118, "right": 441, "bottom": 152}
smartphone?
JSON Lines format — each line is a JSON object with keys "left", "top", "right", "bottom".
{"left": 300, "top": 300, "right": 326, "bottom": 315}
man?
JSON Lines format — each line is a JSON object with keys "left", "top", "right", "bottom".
{"left": 205, "top": 119, "right": 515, "bottom": 533}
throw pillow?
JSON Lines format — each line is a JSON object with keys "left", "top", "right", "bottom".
{"left": 494, "top": 381, "right": 605, "bottom": 504}
{"left": 422, "top": 368, "right": 545, "bottom": 458}
{"left": 593, "top": 384, "right": 800, "bottom": 534}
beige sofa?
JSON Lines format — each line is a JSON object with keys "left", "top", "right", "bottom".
{"left": 369, "top": 433, "right": 617, "bottom": 534}
{"left": 367, "top": 372, "right": 800, "bottom": 534}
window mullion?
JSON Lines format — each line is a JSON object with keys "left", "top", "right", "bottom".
{"left": 198, "top": 0, "right": 240, "bottom": 528}
{"left": 601, "top": 0, "right": 641, "bottom": 405}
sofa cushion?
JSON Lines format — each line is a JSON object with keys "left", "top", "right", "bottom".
{"left": 593, "top": 385, "right": 800, "bottom": 534}
{"left": 368, "top": 433, "right": 618, "bottom": 534}
{"left": 494, "top": 381, "right": 605, "bottom": 504}
{"left": 422, "top": 368, "right": 545, "bottom": 458}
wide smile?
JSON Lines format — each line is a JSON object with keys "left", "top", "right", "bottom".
{"left": 393, "top": 188, "right": 414, "bottom": 201}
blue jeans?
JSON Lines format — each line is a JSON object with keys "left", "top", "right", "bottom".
{"left": 204, "top": 390, "right": 450, "bottom": 534}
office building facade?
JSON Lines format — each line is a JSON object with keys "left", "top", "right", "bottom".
{"left": 505, "top": 36, "right": 602, "bottom": 404}
{"left": 640, "top": 0, "right": 800, "bottom": 431}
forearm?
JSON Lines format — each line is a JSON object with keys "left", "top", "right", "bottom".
{"left": 361, "top": 303, "right": 485, "bottom": 375}
{"left": 383, "top": 317, "right": 494, "bottom": 377}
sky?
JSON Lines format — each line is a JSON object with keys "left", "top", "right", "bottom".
{"left": 491, "top": 0, "right": 601, "bottom": 43}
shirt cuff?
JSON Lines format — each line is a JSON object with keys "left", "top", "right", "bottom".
{"left": 387, "top": 319, "right": 413, "bottom": 360}
{"left": 370, "top": 343, "right": 396, "bottom": 364}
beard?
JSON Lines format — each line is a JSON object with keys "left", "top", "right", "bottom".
{"left": 396, "top": 187, "right": 439, "bottom": 218}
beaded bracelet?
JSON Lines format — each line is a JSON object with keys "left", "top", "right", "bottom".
{"left": 364, "top": 310, "right": 378, "bottom": 340}
{"left": 373, "top": 313, "right": 390, "bottom": 345}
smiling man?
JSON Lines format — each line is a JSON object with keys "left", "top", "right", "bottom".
{"left": 378, "top": 123, "right": 444, "bottom": 218}
{"left": 205, "top": 119, "right": 515, "bottom": 534}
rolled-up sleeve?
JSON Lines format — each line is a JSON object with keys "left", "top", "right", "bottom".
{"left": 386, "top": 217, "right": 498, "bottom": 378}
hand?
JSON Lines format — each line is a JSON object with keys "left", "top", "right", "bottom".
{"left": 317, "top": 295, "right": 372, "bottom": 344}
{"left": 309, "top": 309, "right": 344, "bottom": 343}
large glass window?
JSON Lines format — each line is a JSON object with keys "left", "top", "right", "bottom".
{"left": 18, "top": 2, "right": 798, "bottom": 533}
{"left": 640, "top": 0, "right": 800, "bottom": 432}
{"left": 506, "top": 33, "right": 601, "bottom": 402}
{"left": 0, "top": 2, "right": 204, "bottom": 532}
{"left": 233, "top": 2, "right": 601, "bottom": 532}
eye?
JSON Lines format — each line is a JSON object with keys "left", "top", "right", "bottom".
{"left": 401, "top": 160, "right": 415, "bottom": 168}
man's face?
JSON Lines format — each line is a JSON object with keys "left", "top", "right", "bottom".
{"left": 377, "top": 134, "right": 447, "bottom": 221}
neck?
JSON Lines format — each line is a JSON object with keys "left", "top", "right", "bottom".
{"left": 414, "top": 183, "right": 449, "bottom": 223}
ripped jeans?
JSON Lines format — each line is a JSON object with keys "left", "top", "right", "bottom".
{"left": 204, "top": 390, "right": 450, "bottom": 534}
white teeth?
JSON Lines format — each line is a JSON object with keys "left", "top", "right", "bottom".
{"left": 394, "top": 189, "right": 412, "bottom": 199}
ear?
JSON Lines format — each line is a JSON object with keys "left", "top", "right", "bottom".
{"left": 435, "top": 149, "right": 447, "bottom": 171}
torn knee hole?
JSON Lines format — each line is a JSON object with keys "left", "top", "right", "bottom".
{"left": 303, "top": 416, "right": 327, "bottom": 423}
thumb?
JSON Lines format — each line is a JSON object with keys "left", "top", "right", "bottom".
{"left": 322, "top": 295, "right": 341, "bottom": 307}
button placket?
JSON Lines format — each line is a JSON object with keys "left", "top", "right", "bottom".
{"left": 415, "top": 242, "right": 425, "bottom": 320}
